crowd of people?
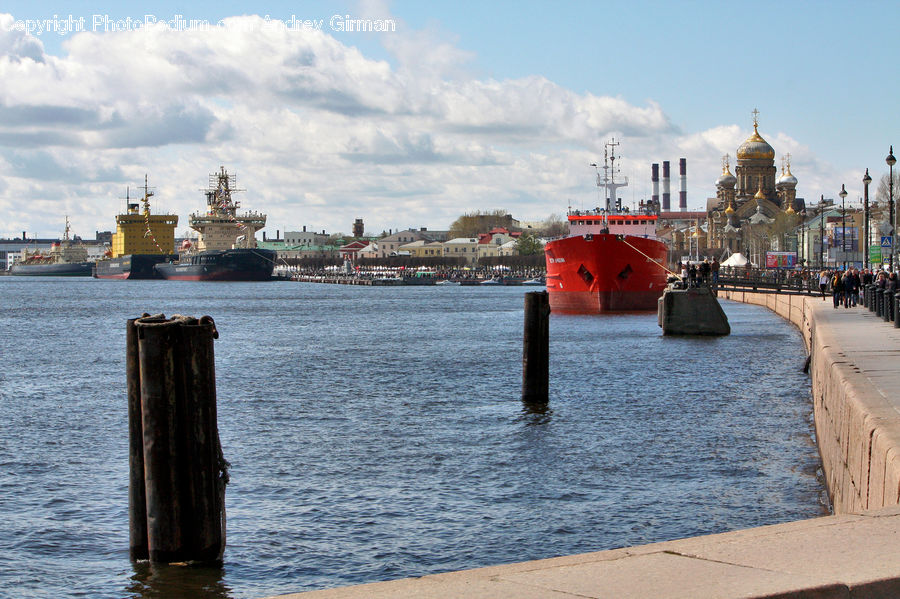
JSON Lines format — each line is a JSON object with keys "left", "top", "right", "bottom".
{"left": 678, "top": 258, "right": 721, "bottom": 287}
{"left": 816, "top": 268, "right": 899, "bottom": 309}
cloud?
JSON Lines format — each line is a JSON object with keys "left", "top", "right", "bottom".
{"left": 0, "top": 11, "right": 834, "bottom": 239}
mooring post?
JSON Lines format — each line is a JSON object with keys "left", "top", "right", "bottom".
{"left": 127, "top": 316, "right": 149, "bottom": 561}
{"left": 130, "top": 314, "right": 226, "bottom": 564}
{"left": 522, "top": 291, "right": 550, "bottom": 404}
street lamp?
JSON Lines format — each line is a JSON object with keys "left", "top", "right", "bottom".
{"left": 819, "top": 195, "right": 826, "bottom": 270}
{"left": 887, "top": 146, "right": 896, "bottom": 271}
{"left": 863, "top": 168, "right": 872, "bottom": 270}
{"left": 799, "top": 209, "right": 807, "bottom": 267}
{"left": 839, "top": 184, "right": 848, "bottom": 270}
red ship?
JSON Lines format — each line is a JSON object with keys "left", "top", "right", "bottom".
{"left": 544, "top": 140, "right": 670, "bottom": 313}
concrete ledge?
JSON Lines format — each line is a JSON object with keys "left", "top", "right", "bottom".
{"left": 265, "top": 295, "right": 900, "bottom": 599}
{"left": 266, "top": 507, "right": 900, "bottom": 599}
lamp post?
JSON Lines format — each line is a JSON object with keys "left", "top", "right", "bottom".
{"left": 820, "top": 195, "right": 826, "bottom": 269}
{"left": 799, "top": 209, "right": 807, "bottom": 267}
{"left": 887, "top": 146, "right": 896, "bottom": 271}
{"left": 863, "top": 168, "right": 872, "bottom": 270}
{"left": 839, "top": 184, "right": 848, "bottom": 271}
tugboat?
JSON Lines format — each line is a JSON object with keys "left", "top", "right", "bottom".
{"left": 10, "top": 218, "right": 94, "bottom": 276}
{"left": 93, "top": 176, "right": 178, "bottom": 279}
{"left": 544, "top": 140, "right": 670, "bottom": 313}
{"left": 154, "top": 166, "right": 276, "bottom": 281}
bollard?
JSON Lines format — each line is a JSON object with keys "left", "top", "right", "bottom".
{"left": 129, "top": 314, "right": 227, "bottom": 564}
{"left": 885, "top": 291, "right": 894, "bottom": 322}
{"left": 869, "top": 285, "right": 876, "bottom": 312}
{"left": 862, "top": 284, "right": 869, "bottom": 308}
{"left": 127, "top": 316, "right": 149, "bottom": 561}
{"left": 895, "top": 293, "right": 900, "bottom": 328}
{"left": 522, "top": 291, "right": 550, "bottom": 405}
{"left": 877, "top": 288, "right": 884, "bottom": 317}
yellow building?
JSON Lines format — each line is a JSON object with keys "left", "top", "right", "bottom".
{"left": 111, "top": 177, "right": 178, "bottom": 257}
{"left": 398, "top": 240, "right": 444, "bottom": 258}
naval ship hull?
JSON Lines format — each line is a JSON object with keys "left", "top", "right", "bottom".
{"left": 10, "top": 262, "right": 94, "bottom": 276}
{"left": 544, "top": 233, "right": 669, "bottom": 313}
{"left": 154, "top": 248, "right": 276, "bottom": 281}
{"left": 94, "top": 254, "right": 178, "bottom": 279}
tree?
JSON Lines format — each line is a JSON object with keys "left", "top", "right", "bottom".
{"left": 538, "top": 213, "right": 567, "bottom": 238}
{"left": 875, "top": 172, "right": 900, "bottom": 205}
{"left": 516, "top": 232, "right": 544, "bottom": 256}
{"left": 448, "top": 210, "right": 515, "bottom": 238}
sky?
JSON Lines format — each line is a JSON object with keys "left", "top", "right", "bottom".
{"left": 1, "top": 0, "right": 899, "bottom": 239}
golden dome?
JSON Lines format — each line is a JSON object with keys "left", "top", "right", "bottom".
{"left": 737, "top": 123, "right": 775, "bottom": 161}
{"left": 785, "top": 203, "right": 795, "bottom": 215}
{"left": 724, "top": 202, "right": 734, "bottom": 214}
{"left": 754, "top": 180, "right": 766, "bottom": 200}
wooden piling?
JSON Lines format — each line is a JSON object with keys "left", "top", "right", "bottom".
{"left": 127, "top": 316, "right": 149, "bottom": 561}
{"left": 129, "top": 314, "right": 226, "bottom": 564}
{"left": 522, "top": 291, "right": 550, "bottom": 404}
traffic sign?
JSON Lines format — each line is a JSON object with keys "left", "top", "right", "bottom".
{"left": 870, "top": 245, "right": 883, "bottom": 263}
{"left": 882, "top": 235, "right": 893, "bottom": 248}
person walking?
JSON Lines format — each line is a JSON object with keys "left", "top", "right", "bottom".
{"left": 832, "top": 270, "right": 844, "bottom": 309}
{"left": 819, "top": 270, "right": 830, "bottom": 300}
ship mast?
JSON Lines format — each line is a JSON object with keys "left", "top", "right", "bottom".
{"left": 599, "top": 139, "right": 628, "bottom": 214}
{"left": 141, "top": 174, "right": 154, "bottom": 215}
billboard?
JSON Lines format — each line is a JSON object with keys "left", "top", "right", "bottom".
{"left": 765, "top": 251, "right": 797, "bottom": 269}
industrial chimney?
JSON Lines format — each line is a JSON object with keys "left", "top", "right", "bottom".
{"left": 662, "top": 161, "right": 671, "bottom": 211}
{"left": 679, "top": 158, "right": 687, "bottom": 212}
{"left": 651, "top": 164, "right": 660, "bottom": 212}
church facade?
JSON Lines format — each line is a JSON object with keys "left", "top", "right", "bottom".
{"left": 706, "top": 111, "right": 804, "bottom": 256}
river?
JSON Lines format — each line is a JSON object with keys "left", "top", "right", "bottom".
{"left": 0, "top": 278, "right": 827, "bottom": 598}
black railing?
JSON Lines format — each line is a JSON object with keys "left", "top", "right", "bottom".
{"left": 714, "top": 268, "right": 819, "bottom": 295}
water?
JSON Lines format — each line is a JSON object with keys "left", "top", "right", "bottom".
{"left": 0, "top": 278, "right": 827, "bottom": 599}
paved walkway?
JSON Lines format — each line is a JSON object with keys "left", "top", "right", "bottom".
{"left": 264, "top": 297, "right": 900, "bottom": 599}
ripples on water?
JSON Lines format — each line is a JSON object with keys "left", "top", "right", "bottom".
{"left": 0, "top": 279, "right": 827, "bottom": 599}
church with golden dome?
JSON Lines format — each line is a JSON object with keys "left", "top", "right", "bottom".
{"left": 706, "top": 109, "right": 804, "bottom": 255}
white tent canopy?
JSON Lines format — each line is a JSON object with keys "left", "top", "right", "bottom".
{"left": 721, "top": 252, "right": 749, "bottom": 267}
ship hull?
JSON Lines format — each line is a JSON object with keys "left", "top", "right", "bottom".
{"left": 94, "top": 254, "right": 178, "bottom": 279}
{"left": 10, "top": 262, "right": 94, "bottom": 276}
{"left": 544, "top": 234, "right": 669, "bottom": 313}
{"left": 154, "top": 248, "right": 276, "bottom": 281}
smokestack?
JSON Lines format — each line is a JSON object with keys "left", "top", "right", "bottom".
{"left": 662, "top": 161, "right": 671, "bottom": 211}
{"left": 679, "top": 158, "right": 687, "bottom": 212}
{"left": 303, "top": 225, "right": 306, "bottom": 232}
{"left": 651, "top": 164, "right": 660, "bottom": 211}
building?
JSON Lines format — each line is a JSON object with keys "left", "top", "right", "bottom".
{"left": 285, "top": 228, "right": 330, "bottom": 247}
{"left": 705, "top": 110, "right": 805, "bottom": 257}
{"left": 339, "top": 240, "right": 370, "bottom": 262}
{"left": 397, "top": 239, "right": 444, "bottom": 258}
{"left": 442, "top": 238, "right": 479, "bottom": 264}
{"left": 377, "top": 229, "right": 435, "bottom": 257}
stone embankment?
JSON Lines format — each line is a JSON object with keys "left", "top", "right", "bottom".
{"left": 265, "top": 292, "right": 900, "bottom": 599}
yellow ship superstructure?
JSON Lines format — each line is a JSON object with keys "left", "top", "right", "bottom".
{"left": 188, "top": 166, "right": 266, "bottom": 252}
{"left": 111, "top": 176, "right": 178, "bottom": 258}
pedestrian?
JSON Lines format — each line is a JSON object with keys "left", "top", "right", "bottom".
{"left": 711, "top": 257, "right": 720, "bottom": 286}
{"left": 700, "top": 259, "right": 711, "bottom": 286}
{"left": 688, "top": 263, "right": 698, "bottom": 288}
{"left": 819, "top": 270, "right": 829, "bottom": 300}
{"left": 832, "top": 270, "right": 844, "bottom": 309}
{"left": 850, "top": 268, "right": 861, "bottom": 307}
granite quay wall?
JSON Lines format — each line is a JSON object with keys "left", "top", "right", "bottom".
{"left": 720, "top": 290, "right": 900, "bottom": 514}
